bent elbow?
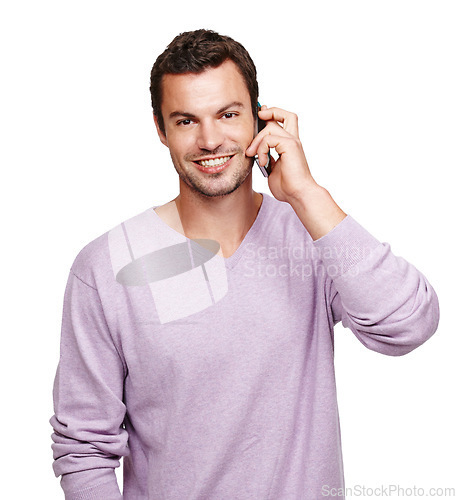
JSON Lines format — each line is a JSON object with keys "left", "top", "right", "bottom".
{"left": 403, "top": 284, "right": 440, "bottom": 354}
{"left": 378, "top": 283, "right": 440, "bottom": 356}
{"left": 346, "top": 282, "right": 440, "bottom": 357}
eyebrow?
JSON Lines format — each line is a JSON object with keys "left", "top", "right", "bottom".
{"left": 216, "top": 101, "right": 245, "bottom": 114}
{"left": 168, "top": 101, "right": 245, "bottom": 120}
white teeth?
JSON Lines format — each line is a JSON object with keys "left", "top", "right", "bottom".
{"left": 199, "top": 156, "right": 231, "bottom": 167}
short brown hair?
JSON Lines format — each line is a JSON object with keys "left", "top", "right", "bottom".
{"left": 150, "top": 29, "right": 259, "bottom": 134}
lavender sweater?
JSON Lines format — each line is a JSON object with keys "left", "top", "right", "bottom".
{"left": 50, "top": 193, "right": 439, "bottom": 499}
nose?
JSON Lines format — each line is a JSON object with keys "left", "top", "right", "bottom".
{"left": 196, "top": 120, "right": 224, "bottom": 152}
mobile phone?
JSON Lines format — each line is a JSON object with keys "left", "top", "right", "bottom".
{"left": 255, "top": 102, "right": 271, "bottom": 177}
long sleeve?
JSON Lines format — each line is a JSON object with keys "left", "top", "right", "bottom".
{"left": 313, "top": 215, "right": 439, "bottom": 355}
{"left": 50, "top": 269, "right": 129, "bottom": 499}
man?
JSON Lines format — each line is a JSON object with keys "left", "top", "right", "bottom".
{"left": 50, "top": 29, "right": 439, "bottom": 499}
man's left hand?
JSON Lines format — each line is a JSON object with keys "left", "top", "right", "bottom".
{"left": 246, "top": 105, "right": 316, "bottom": 203}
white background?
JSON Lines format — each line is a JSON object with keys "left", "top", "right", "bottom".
{"left": 1, "top": 1, "right": 454, "bottom": 498}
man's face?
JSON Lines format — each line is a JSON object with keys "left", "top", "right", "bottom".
{"left": 155, "top": 59, "right": 256, "bottom": 198}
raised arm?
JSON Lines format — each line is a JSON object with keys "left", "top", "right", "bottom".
{"left": 247, "top": 105, "right": 439, "bottom": 353}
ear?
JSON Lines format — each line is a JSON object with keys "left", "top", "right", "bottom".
{"left": 154, "top": 115, "right": 168, "bottom": 147}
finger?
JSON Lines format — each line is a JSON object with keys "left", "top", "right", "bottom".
{"left": 255, "top": 134, "right": 296, "bottom": 166}
{"left": 246, "top": 121, "right": 294, "bottom": 157}
{"left": 264, "top": 155, "right": 276, "bottom": 175}
{"left": 258, "top": 107, "right": 299, "bottom": 137}
{"left": 256, "top": 144, "right": 270, "bottom": 167}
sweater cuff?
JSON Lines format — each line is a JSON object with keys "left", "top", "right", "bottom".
{"left": 61, "top": 468, "right": 122, "bottom": 500}
{"left": 312, "top": 215, "right": 382, "bottom": 279}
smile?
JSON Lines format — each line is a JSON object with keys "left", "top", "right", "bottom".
{"left": 197, "top": 155, "right": 233, "bottom": 168}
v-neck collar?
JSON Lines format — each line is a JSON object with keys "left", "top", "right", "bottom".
{"left": 151, "top": 193, "right": 270, "bottom": 270}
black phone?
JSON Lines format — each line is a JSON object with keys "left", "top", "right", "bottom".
{"left": 255, "top": 103, "right": 271, "bottom": 177}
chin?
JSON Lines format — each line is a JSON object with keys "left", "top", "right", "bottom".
{"left": 180, "top": 176, "right": 243, "bottom": 198}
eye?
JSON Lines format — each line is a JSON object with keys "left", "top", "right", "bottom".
{"left": 223, "top": 112, "right": 237, "bottom": 119}
{"left": 177, "top": 119, "right": 193, "bottom": 126}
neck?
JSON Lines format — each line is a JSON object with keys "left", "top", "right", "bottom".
{"left": 175, "top": 177, "right": 263, "bottom": 258}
